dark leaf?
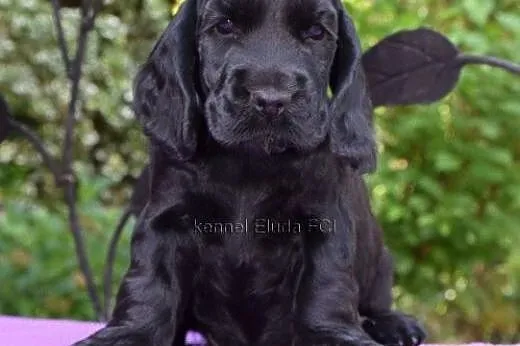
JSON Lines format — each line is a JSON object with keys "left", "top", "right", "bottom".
{"left": 0, "top": 94, "right": 13, "bottom": 143}
{"left": 362, "top": 28, "right": 462, "bottom": 107}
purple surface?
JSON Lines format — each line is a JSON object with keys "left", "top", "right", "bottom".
{"left": 0, "top": 316, "right": 207, "bottom": 345}
{"left": 1, "top": 315, "right": 518, "bottom": 346}
{"left": 0, "top": 316, "right": 103, "bottom": 346}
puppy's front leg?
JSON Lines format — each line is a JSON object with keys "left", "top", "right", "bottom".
{"left": 73, "top": 218, "right": 191, "bottom": 346}
{"left": 359, "top": 248, "right": 426, "bottom": 346}
{"left": 295, "top": 233, "right": 381, "bottom": 346}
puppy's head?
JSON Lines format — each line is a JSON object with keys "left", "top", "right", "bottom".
{"left": 134, "top": 0, "right": 376, "bottom": 173}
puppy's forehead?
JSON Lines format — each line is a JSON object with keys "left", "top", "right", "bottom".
{"left": 201, "top": 0, "right": 338, "bottom": 19}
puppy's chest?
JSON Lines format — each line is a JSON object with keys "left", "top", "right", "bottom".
{"left": 189, "top": 188, "right": 317, "bottom": 341}
{"left": 193, "top": 231, "right": 304, "bottom": 344}
{"left": 193, "top": 186, "right": 310, "bottom": 286}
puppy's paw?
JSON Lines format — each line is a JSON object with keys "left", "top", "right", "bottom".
{"left": 362, "top": 312, "right": 426, "bottom": 346}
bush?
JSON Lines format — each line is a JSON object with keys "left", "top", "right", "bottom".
{"left": 0, "top": 172, "right": 132, "bottom": 319}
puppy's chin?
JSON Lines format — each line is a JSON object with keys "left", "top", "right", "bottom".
{"left": 211, "top": 133, "right": 291, "bottom": 156}
{"left": 212, "top": 132, "right": 322, "bottom": 158}
{"left": 261, "top": 134, "right": 289, "bottom": 155}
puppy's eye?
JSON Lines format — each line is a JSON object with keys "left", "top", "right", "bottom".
{"left": 216, "top": 19, "right": 235, "bottom": 35}
{"left": 301, "top": 24, "right": 325, "bottom": 41}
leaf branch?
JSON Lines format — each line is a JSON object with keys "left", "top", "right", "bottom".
{"left": 457, "top": 54, "right": 520, "bottom": 76}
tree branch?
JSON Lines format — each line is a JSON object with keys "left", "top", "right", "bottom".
{"left": 8, "top": 119, "right": 61, "bottom": 181}
{"left": 51, "top": 0, "right": 104, "bottom": 321}
{"left": 62, "top": 0, "right": 98, "bottom": 168}
{"left": 458, "top": 54, "right": 520, "bottom": 76}
{"left": 50, "top": 0, "right": 72, "bottom": 78}
{"left": 103, "top": 208, "right": 132, "bottom": 319}
{"left": 63, "top": 181, "right": 104, "bottom": 318}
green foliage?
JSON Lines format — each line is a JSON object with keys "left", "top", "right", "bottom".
{"left": 0, "top": 0, "right": 519, "bottom": 342}
{"left": 348, "top": 0, "right": 520, "bottom": 342}
{"left": 0, "top": 171, "right": 132, "bottom": 319}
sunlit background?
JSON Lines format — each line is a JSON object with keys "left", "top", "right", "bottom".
{"left": 0, "top": 0, "right": 519, "bottom": 343}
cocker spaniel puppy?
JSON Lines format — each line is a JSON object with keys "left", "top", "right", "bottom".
{"left": 75, "top": 0, "right": 425, "bottom": 345}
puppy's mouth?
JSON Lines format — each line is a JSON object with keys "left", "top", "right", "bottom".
{"left": 205, "top": 91, "right": 327, "bottom": 154}
{"left": 232, "top": 126, "right": 292, "bottom": 154}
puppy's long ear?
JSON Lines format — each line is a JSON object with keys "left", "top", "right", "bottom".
{"left": 133, "top": 0, "right": 200, "bottom": 160}
{"left": 329, "top": 4, "right": 376, "bottom": 174}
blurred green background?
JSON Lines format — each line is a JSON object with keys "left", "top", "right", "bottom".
{"left": 0, "top": 0, "right": 519, "bottom": 343}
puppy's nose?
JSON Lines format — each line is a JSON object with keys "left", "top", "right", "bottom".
{"left": 251, "top": 89, "right": 291, "bottom": 117}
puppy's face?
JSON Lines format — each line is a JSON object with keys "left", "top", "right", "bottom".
{"left": 198, "top": 0, "right": 340, "bottom": 154}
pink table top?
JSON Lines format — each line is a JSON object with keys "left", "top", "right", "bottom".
{"left": 0, "top": 316, "right": 103, "bottom": 346}
{"left": 0, "top": 315, "right": 517, "bottom": 346}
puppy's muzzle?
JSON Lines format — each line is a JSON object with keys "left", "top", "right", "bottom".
{"left": 229, "top": 65, "right": 309, "bottom": 117}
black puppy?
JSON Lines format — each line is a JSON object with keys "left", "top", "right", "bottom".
{"left": 75, "top": 0, "right": 425, "bottom": 345}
